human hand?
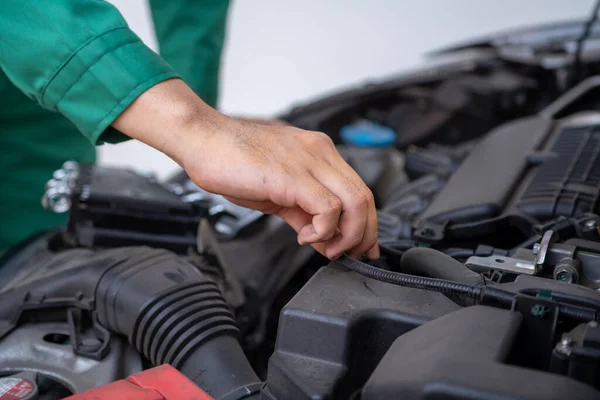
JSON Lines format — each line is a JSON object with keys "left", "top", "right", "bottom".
{"left": 113, "top": 79, "right": 378, "bottom": 259}
{"left": 182, "top": 120, "right": 379, "bottom": 260}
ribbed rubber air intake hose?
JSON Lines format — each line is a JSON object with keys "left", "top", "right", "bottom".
{"left": 93, "top": 247, "right": 260, "bottom": 400}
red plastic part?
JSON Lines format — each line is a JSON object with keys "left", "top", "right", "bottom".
{"left": 63, "top": 364, "right": 214, "bottom": 400}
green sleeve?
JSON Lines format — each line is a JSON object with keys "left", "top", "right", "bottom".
{"left": 149, "top": 0, "right": 230, "bottom": 107}
{"left": 0, "top": 0, "right": 180, "bottom": 144}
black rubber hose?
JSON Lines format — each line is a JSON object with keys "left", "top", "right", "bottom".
{"left": 401, "top": 247, "right": 484, "bottom": 287}
{"left": 94, "top": 247, "right": 260, "bottom": 400}
{"left": 338, "top": 254, "right": 482, "bottom": 299}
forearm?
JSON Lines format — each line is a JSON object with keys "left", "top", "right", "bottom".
{"left": 111, "top": 78, "right": 233, "bottom": 167}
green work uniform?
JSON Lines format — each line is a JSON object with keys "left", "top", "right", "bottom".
{"left": 0, "top": 0, "right": 229, "bottom": 254}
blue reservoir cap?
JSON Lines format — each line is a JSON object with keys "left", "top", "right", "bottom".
{"left": 340, "top": 121, "right": 396, "bottom": 147}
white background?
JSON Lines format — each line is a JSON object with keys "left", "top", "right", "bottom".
{"left": 101, "top": 0, "right": 595, "bottom": 178}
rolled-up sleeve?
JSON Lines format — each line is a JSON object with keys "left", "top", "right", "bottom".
{"left": 0, "top": 0, "right": 180, "bottom": 144}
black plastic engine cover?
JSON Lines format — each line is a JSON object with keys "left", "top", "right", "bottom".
{"left": 416, "top": 78, "right": 600, "bottom": 238}
{"left": 264, "top": 265, "right": 600, "bottom": 400}
{"left": 416, "top": 115, "right": 552, "bottom": 225}
{"left": 362, "top": 306, "right": 599, "bottom": 400}
{"left": 416, "top": 115, "right": 600, "bottom": 236}
{"left": 262, "top": 265, "right": 461, "bottom": 400}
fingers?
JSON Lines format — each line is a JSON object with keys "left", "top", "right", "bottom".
{"left": 189, "top": 123, "right": 379, "bottom": 260}
{"left": 329, "top": 150, "right": 379, "bottom": 259}
{"left": 286, "top": 172, "right": 343, "bottom": 245}
{"left": 366, "top": 243, "right": 381, "bottom": 260}
{"left": 276, "top": 207, "right": 328, "bottom": 256}
{"left": 313, "top": 163, "right": 374, "bottom": 259}
{"left": 278, "top": 131, "right": 378, "bottom": 260}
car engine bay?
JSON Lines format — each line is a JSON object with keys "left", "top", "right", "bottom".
{"left": 3, "top": 19, "right": 600, "bottom": 400}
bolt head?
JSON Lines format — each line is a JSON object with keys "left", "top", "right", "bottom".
{"left": 555, "top": 270, "right": 573, "bottom": 283}
{"left": 42, "top": 184, "right": 71, "bottom": 213}
{"left": 62, "top": 161, "right": 79, "bottom": 172}
{"left": 532, "top": 243, "right": 541, "bottom": 255}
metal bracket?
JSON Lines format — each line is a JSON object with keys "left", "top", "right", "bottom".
{"left": 466, "top": 254, "right": 537, "bottom": 275}
{"left": 466, "top": 230, "right": 556, "bottom": 275}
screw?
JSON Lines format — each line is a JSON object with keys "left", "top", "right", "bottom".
{"left": 532, "top": 243, "right": 541, "bottom": 255}
{"left": 62, "top": 161, "right": 79, "bottom": 172}
{"left": 45, "top": 179, "right": 61, "bottom": 191}
{"left": 589, "top": 321, "right": 599, "bottom": 328}
{"left": 555, "top": 269, "right": 573, "bottom": 283}
{"left": 53, "top": 169, "right": 68, "bottom": 181}
{"left": 42, "top": 184, "right": 72, "bottom": 213}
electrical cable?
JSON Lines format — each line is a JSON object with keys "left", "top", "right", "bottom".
{"left": 339, "top": 254, "right": 482, "bottom": 298}
{"left": 337, "top": 254, "right": 599, "bottom": 323}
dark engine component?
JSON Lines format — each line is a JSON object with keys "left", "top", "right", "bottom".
{"left": 43, "top": 164, "right": 203, "bottom": 253}
{"left": 415, "top": 78, "right": 600, "bottom": 244}
{"left": 361, "top": 306, "right": 599, "bottom": 400}
{"left": 0, "top": 246, "right": 260, "bottom": 399}
{"left": 42, "top": 163, "right": 265, "bottom": 254}
{"left": 263, "top": 257, "right": 600, "bottom": 400}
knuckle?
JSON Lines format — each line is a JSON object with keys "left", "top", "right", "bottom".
{"left": 366, "top": 189, "right": 375, "bottom": 205}
{"left": 349, "top": 233, "right": 364, "bottom": 247}
{"left": 353, "top": 192, "right": 371, "bottom": 210}
{"left": 305, "top": 131, "right": 334, "bottom": 148}
{"left": 327, "top": 197, "right": 343, "bottom": 215}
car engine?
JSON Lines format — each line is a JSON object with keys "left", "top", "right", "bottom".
{"left": 3, "top": 20, "right": 600, "bottom": 400}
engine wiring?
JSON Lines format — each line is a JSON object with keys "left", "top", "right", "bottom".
{"left": 338, "top": 253, "right": 599, "bottom": 323}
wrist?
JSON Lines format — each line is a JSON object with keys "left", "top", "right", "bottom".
{"left": 111, "top": 79, "right": 234, "bottom": 167}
